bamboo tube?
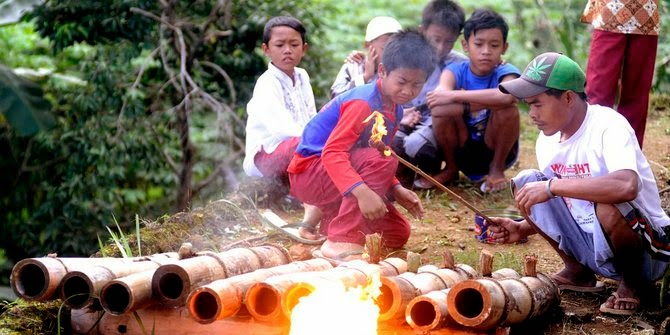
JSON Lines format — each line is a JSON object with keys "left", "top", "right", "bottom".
{"left": 245, "top": 258, "right": 406, "bottom": 322}
{"left": 10, "top": 253, "right": 179, "bottom": 302}
{"left": 61, "top": 256, "right": 180, "bottom": 309}
{"left": 100, "top": 269, "right": 161, "bottom": 315}
{"left": 405, "top": 267, "right": 520, "bottom": 331}
{"left": 186, "top": 258, "right": 333, "bottom": 324}
{"left": 446, "top": 272, "right": 560, "bottom": 330}
{"left": 378, "top": 264, "right": 477, "bottom": 321}
{"left": 152, "top": 244, "right": 290, "bottom": 306}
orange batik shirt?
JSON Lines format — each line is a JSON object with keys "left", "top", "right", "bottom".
{"left": 581, "top": 0, "right": 660, "bottom": 35}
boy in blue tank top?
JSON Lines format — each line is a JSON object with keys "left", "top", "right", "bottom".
{"left": 421, "top": 8, "right": 521, "bottom": 193}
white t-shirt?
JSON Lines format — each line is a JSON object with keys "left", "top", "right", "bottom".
{"left": 243, "top": 62, "right": 317, "bottom": 177}
{"left": 536, "top": 104, "right": 670, "bottom": 233}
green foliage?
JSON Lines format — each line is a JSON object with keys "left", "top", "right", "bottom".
{"left": 0, "top": 0, "right": 337, "bottom": 271}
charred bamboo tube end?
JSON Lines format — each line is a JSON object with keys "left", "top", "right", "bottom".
{"left": 377, "top": 274, "right": 417, "bottom": 321}
{"left": 447, "top": 279, "right": 506, "bottom": 329}
{"left": 245, "top": 282, "right": 285, "bottom": 322}
{"left": 10, "top": 258, "right": 64, "bottom": 301}
{"left": 187, "top": 287, "right": 223, "bottom": 324}
{"left": 405, "top": 290, "right": 450, "bottom": 331}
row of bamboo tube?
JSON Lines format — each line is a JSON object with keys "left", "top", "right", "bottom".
{"left": 10, "top": 245, "right": 560, "bottom": 334}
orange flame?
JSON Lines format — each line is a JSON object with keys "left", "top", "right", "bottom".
{"left": 289, "top": 271, "right": 382, "bottom": 335}
{"left": 363, "top": 111, "right": 391, "bottom": 156}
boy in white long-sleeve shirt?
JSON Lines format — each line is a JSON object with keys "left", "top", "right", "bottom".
{"left": 243, "top": 16, "right": 321, "bottom": 240}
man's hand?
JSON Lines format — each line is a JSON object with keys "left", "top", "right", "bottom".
{"left": 392, "top": 185, "right": 424, "bottom": 219}
{"left": 514, "top": 180, "right": 553, "bottom": 217}
{"left": 485, "top": 217, "right": 533, "bottom": 244}
{"left": 351, "top": 183, "right": 388, "bottom": 220}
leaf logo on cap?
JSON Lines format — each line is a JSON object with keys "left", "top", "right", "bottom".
{"left": 525, "top": 56, "right": 551, "bottom": 81}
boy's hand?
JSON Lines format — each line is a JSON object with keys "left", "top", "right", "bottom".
{"left": 352, "top": 184, "right": 388, "bottom": 220}
{"left": 345, "top": 50, "right": 366, "bottom": 64}
{"left": 392, "top": 185, "right": 424, "bottom": 219}
{"left": 426, "top": 88, "right": 457, "bottom": 108}
{"left": 485, "top": 217, "right": 531, "bottom": 244}
{"left": 400, "top": 107, "right": 421, "bottom": 128}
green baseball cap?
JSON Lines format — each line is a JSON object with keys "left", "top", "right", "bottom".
{"left": 499, "top": 52, "right": 585, "bottom": 98}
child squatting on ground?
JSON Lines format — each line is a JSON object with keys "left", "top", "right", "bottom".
{"left": 287, "top": 30, "right": 436, "bottom": 262}
{"left": 242, "top": 16, "right": 322, "bottom": 240}
{"left": 421, "top": 8, "right": 521, "bottom": 193}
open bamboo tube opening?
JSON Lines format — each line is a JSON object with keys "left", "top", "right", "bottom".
{"left": 152, "top": 245, "right": 290, "bottom": 306}
{"left": 378, "top": 263, "right": 476, "bottom": 321}
{"left": 11, "top": 255, "right": 176, "bottom": 302}
{"left": 187, "top": 258, "right": 333, "bottom": 324}
{"left": 280, "top": 259, "right": 407, "bottom": 319}
{"left": 100, "top": 268, "right": 159, "bottom": 315}
{"left": 447, "top": 260, "right": 560, "bottom": 330}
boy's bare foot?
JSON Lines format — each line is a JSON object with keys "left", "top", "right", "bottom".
{"left": 298, "top": 225, "right": 321, "bottom": 240}
{"left": 299, "top": 204, "right": 322, "bottom": 240}
{"left": 413, "top": 169, "right": 458, "bottom": 189}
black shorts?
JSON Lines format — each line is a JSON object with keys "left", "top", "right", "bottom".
{"left": 456, "top": 139, "right": 519, "bottom": 181}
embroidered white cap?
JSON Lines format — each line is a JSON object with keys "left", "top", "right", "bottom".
{"left": 364, "top": 16, "right": 402, "bottom": 42}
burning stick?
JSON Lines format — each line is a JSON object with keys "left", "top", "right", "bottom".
{"left": 363, "top": 111, "right": 495, "bottom": 224}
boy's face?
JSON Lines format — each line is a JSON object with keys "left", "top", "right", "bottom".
{"left": 262, "top": 26, "right": 308, "bottom": 77}
{"left": 378, "top": 64, "right": 428, "bottom": 105}
{"left": 422, "top": 24, "right": 459, "bottom": 63}
{"left": 462, "top": 28, "right": 508, "bottom": 76}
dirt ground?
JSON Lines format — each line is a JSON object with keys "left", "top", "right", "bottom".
{"left": 395, "top": 105, "right": 670, "bottom": 335}
{"left": 275, "top": 104, "right": 670, "bottom": 334}
{"left": 1, "top": 106, "right": 668, "bottom": 335}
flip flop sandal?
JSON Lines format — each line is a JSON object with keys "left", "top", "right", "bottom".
{"left": 312, "top": 249, "right": 364, "bottom": 266}
{"left": 599, "top": 292, "right": 640, "bottom": 316}
{"left": 552, "top": 273, "right": 606, "bottom": 293}
{"left": 261, "top": 210, "right": 326, "bottom": 245}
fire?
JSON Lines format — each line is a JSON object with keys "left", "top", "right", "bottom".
{"left": 363, "top": 111, "right": 391, "bottom": 156}
{"left": 289, "top": 271, "right": 382, "bottom": 335}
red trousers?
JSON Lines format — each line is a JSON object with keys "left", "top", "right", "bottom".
{"left": 289, "top": 148, "right": 411, "bottom": 248}
{"left": 254, "top": 137, "right": 300, "bottom": 182}
{"left": 586, "top": 29, "right": 658, "bottom": 147}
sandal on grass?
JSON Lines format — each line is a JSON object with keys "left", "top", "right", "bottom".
{"left": 599, "top": 292, "right": 640, "bottom": 316}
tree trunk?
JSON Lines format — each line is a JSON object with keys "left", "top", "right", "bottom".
{"left": 176, "top": 102, "right": 194, "bottom": 211}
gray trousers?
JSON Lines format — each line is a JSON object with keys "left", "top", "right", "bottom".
{"left": 512, "top": 169, "right": 668, "bottom": 281}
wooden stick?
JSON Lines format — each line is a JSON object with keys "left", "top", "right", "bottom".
{"left": 389, "top": 151, "right": 495, "bottom": 223}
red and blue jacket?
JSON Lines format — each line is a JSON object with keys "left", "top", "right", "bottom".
{"left": 288, "top": 79, "right": 401, "bottom": 195}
